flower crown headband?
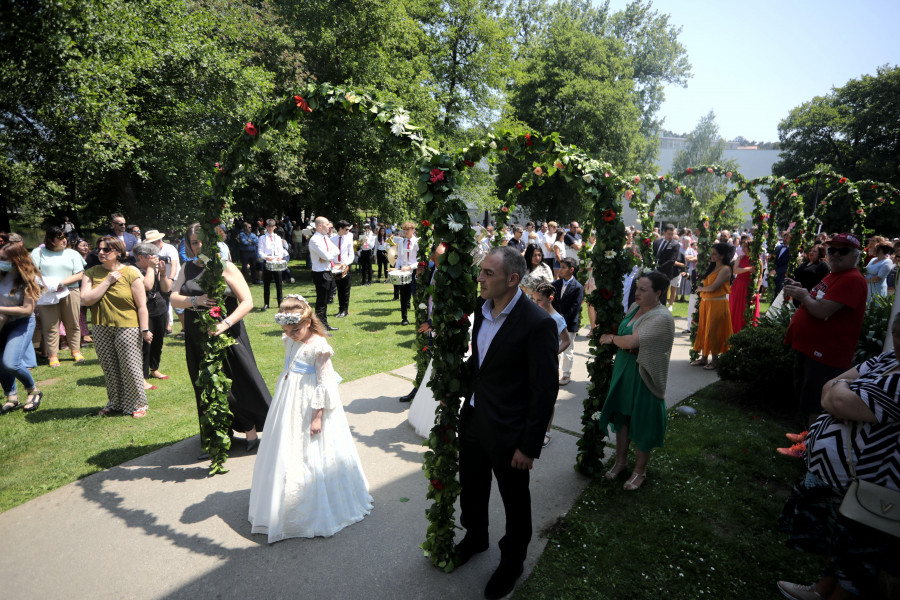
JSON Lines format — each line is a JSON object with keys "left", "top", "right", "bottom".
{"left": 274, "top": 294, "right": 309, "bottom": 326}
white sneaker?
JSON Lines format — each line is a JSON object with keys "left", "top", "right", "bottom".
{"left": 558, "top": 375, "right": 571, "bottom": 386}
{"left": 667, "top": 305, "right": 674, "bottom": 312}
{"left": 776, "top": 581, "right": 825, "bottom": 600}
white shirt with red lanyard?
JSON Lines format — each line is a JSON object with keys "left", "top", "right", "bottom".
{"left": 257, "top": 231, "right": 287, "bottom": 262}
{"left": 395, "top": 236, "right": 419, "bottom": 270}
{"left": 309, "top": 232, "right": 338, "bottom": 272}
{"left": 331, "top": 232, "right": 355, "bottom": 266}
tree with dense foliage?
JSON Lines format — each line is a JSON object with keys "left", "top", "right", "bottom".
{"left": 499, "top": 0, "right": 691, "bottom": 222}
{"left": 773, "top": 65, "right": 900, "bottom": 235}
{"left": 663, "top": 111, "right": 739, "bottom": 226}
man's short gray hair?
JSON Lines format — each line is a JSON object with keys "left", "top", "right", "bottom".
{"left": 132, "top": 242, "right": 159, "bottom": 257}
{"left": 488, "top": 246, "right": 526, "bottom": 282}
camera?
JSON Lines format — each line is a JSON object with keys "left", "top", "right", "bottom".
{"left": 160, "top": 256, "right": 170, "bottom": 264}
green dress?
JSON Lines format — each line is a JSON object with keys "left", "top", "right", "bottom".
{"left": 598, "top": 306, "right": 667, "bottom": 452}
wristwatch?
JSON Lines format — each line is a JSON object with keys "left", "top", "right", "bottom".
{"left": 141, "top": 329, "right": 150, "bottom": 333}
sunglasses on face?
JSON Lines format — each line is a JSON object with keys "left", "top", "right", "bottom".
{"left": 54, "top": 235, "right": 66, "bottom": 240}
{"left": 826, "top": 247, "right": 851, "bottom": 256}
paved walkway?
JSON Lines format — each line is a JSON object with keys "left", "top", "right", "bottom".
{"left": 0, "top": 326, "right": 717, "bottom": 600}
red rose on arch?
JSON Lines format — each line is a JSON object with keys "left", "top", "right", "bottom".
{"left": 600, "top": 288, "right": 613, "bottom": 300}
{"left": 429, "top": 168, "right": 445, "bottom": 183}
{"left": 294, "top": 95, "right": 312, "bottom": 113}
{"left": 839, "top": 177, "right": 847, "bottom": 184}
{"left": 464, "top": 160, "right": 475, "bottom": 168}
{"left": 430, "top": 479, "right": 444, "bottom": 490}
{"left": 525, "top": 133, "right": 533, "bottom": 146}
{"left": 209, "top": 306, "right": 222, "bottom": 319}
{"left": 871, "top": 184, "right": 877, "bottom": 189}
{"left": 244, "top": 122, "right": 257, "bottom": 136}
{"left": 649, "top": 211, "right": 655, "bottom": 217}
{"left": 502, "top": 146, "right": 508, "bottom": 152}
{"left": 501, "top": 205, "right": 509, "bottom": 212}
{"left": 515, "top": 183, "right": 523, "bottom": 190}
{"left": 654, "top": 194, "right": 661, "bottom": 200}
{"left": 632, "top": 175, "right": 641, "bottom": 184}
{"left": 603, "top": 209, "right": 616, "bottom": 222}
{"left": 624, "top": 190, "right": 634, "bottom": 200}
{"left": 643, "top": 238, "right": 651, "bottom": 246}
{"left": 210, "top": 218, "right": 221, "bottom": 225}
{"left": 686, "top": 167, "right": 693, "bottom": 175}
{"left": 422, "top": 220, "right": 431, "bottom": 227}
{"left": 856, "top": 208, "right": 864, "bottom": 215}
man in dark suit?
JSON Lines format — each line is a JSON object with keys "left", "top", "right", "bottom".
{"left": 770, "top": 231, "right": 792, "bottom": 297}
{"left": 86, "top": 212, "right": 139, "bottom": 268}
{"left": 652, "top": 224, "right": 682, "bottom": 312}
{"left": 551, "top": 257, "right": 584, "bottom": 386}
{"left": 456, "top": 246, "right": 559, "bottom": 599}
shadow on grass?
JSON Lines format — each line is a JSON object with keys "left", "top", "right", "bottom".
{"left": 86, "top": 443, "right": 178, "bottom": 470}
{"left": 77, "top": 375, "right": 110, "bottom": 387}
{"left": 24, "top": 406, "right": 100, "bottom": 422}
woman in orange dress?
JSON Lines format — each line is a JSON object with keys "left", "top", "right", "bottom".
{"left": 691, "top": 242, "right": 734, "bottom": 370}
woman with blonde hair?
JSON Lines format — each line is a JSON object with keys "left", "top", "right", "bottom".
{"left": 0, "top": 240, "right": 45, "bottom": 414}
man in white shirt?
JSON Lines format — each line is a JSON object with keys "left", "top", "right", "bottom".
{"left": 358, "top": 222, "right": 376, "bottom": 286}
{"left": 308, "top": 216, "right": 339, "bottom": 331}
{"left": 257, "top": 218, "right": 287, "bottom": 310}
{"left": 395, "top": 220, "right": 418, "bottom": 326}
{"left": 331, "top": 220, "right": 354, "bottom": 318}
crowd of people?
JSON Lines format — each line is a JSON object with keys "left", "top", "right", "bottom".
{"left": 2, "top": 210, "right": 898, "bottom": 600}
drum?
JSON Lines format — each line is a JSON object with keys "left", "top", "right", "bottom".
{"left": 387, "top": 269, "right": 412, "bottom": 285}
{"left": 265, "top": 259, "right": 288, "bottom": 272}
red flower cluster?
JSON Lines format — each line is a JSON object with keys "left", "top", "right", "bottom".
{"left": 600, "top": 288, "right": 613, "bottom": 300}
{"left": 464, "top": 160, "right": 475, "bottom": 168}
{"left": 524, "top": 133, "right": 533, "bottom": 146}
{"left": 871, "top": 184, "right": 878, "bottom": 189}
{"left": 603, "top": 209, "right": 616, "bottom": 222}
{"left": 502, "top": 146, "right": 508, "bottom": 152}
{"left": 294, "top": 95, "right": 312, "bottom": 113}
{"left": 422, "top": 346, "right": 429, "bottom": 352}
{"left": 501, "top": 206, "right": 509, "bottom": 212}
{"left": 839, "top": 177, "right": 847, "bottom": 184}
{"left": 632, "top": 175, "right": 641, "bottom": 184}
{"left": 458, "top": 313, "right": 469, "bottom": 325}
{"left": 624, "top": 190, "right": 634, "bottom": 200}
{"left": 515, "top": 183, "right": 523, "bottom": 190}
{"left": 422, "top": 220, "right": 431, "bottom": 227}
{"left": 429, "top": 168, "right": 445, "bottom": 183}
{"left": 555, "top": 161, "right": 564, "bottom": 170}
{"left": 649, "top": 211, "right": 655, "bottom": 217}
{"left": 856, "top": 208, "right": 865, "bottom": 215}
{"left": 430, "top": 478, "right": 444, "bottom": 490}
{"left": 210, "top": 217, "right": 221, "bottom": 225}
{"left": 244, "top": 122, "right": 257, "bottom": 136}
{"left": 707, "top": 167, "right": 713, "bottom": 173}
{"left": 686, "top": 167, "right": 693, "bottom": 175}
{"left": 209, "top": 306, "right": 222, "bottom": 318}
{"left": 643, "top": 238, "right": 652, "bottom": 246}
{"left": 215, "top": 162, "right": 223, "bottom": 173}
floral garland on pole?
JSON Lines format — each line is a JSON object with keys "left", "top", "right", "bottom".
{"left": 203, "top": 83, "right": 436, "bottom": 474}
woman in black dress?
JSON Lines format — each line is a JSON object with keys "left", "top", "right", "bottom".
{"left": 170, "top": 224, "right": 270, "bottom": 452}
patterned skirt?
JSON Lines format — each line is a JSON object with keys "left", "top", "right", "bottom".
{"left": 778, "top": 471, "right": 900, "bottom": 597}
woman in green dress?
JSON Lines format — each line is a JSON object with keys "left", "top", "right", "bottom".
{"left": 598, "top": 270, "right": 675, "bottom": 490}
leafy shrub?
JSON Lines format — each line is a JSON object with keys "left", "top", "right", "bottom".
{"left": 718, "top": 325, "right": 794, "bottom": 409}
{"left": 854, "top": 294, "right": 894, "bottom": 364}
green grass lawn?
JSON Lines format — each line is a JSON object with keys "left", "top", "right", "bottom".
{"left": 0, "top": 264, "right": 419, "bottom": 512}
{"left": 513, "top": 380, "right": 819, "bottom": 600}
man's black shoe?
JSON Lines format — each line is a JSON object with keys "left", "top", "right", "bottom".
{"left": 262, "top": 304, "right": 268, "bottom": 310}
{"left": 399, "top": 387, "right": 417, "bottom": 403}
{"left": 325, "top": 323, "right": 339, "bottom": 331}
{"left": 335, "top": 311, "right": 348, "bottom": 318}
{"left": 484, "top": 562, "right": 524, "bottom": 599}
{"left": 454, "top": 536, "right": 489, "bottom": 567}
{"left": 400, "top": 319, "right": 410, "bottom": 326}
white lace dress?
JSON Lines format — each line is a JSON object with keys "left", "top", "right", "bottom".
{"left": 248, "top": 335, "right": 373, "bottom": 542}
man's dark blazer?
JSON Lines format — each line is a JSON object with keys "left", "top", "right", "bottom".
{"left": 463, "top": 295, "right": 559, "bottom": 460}
{"left": 773, "top": 242, "right": 791, "bottom": 275}
{"left": 653, "top": 238, "right": 681, "bottom": 279}
{"left": 551, "top": 277, "right": 584, "bottom": 333}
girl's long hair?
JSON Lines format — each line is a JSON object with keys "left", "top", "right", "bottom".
{"left": 278, "top": 296, "right": 326, "bottom": 338}
{"left": 2, "top": 242, "right": 44, "bottom": 300}
{"left": 700, "top": 242, "right": 735, "bottom": 282}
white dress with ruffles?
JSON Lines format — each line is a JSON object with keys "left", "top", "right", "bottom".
{"left": 248, "top": 335, "right": 373, "bottom": 542}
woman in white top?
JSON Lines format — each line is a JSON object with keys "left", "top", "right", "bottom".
{"left": 552, "top": 230, "right": 566, "bottom": 278}
{"left": 31, "top": 226, "right": 87, "bottom": 366}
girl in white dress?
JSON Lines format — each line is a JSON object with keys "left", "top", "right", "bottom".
{"left": 248, "top": 295, "right": 373, "bottom": 543}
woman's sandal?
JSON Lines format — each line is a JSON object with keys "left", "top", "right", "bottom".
{"left": 48, "top": 357, "right": 61, "bottom": 368}
{"left": 132, "top": 409, "right": 147, "bottom": 418}
{"left": 624, "top": 472, "right": 647, "bottom": 491}
{"left": 543, "top": 433, "right": 552, "bottom": 448}
{"left": 690, "top": 358, "right": 708, "bottom": 367}
{"left": 703, "top": 361, "right": 718, "bottom": 370}
{"left": 23, "top": 390, "right": 42, "bottom": 412}
{"left": 72, "top": 352, "right": 86, "bottom": 363}
{"left": 605, "top": 462, "right": 628, "bottom": 480}
{"left": 1, "top": 397, "right": 20, "bottom": 414}
{"left": 98, "top": 407, "right": 112, "bottom": 417}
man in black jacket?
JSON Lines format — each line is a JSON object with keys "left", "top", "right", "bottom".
{"left": 551, "top": 258, "right": 584, "bottom": 385}
{"left": 652, "top": 224, "right": 682, "bottom": 312}
{"left": 456, "top": 246, "right": 558, "bottom": 599}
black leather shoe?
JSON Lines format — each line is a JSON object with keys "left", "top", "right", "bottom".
{"left": 399, "top": 387, "right": 417, "bottom": 403}
{"left": 262, "top": 304, "right": 269, "bottom": 310}
{"left": 400, "top": 319, "right": 410, "bottom": 326}
{"left": 246, "top": 438, "right": 260, "bottom": 452}
{"left": 454, "top": 536, "right": 489, "bottom": 567}
{"left": 484, "top": 562, "right": 524, "bottom": 599}
{"left": 325, "top": 323, "right": 339, "bottom": 331}
{"left": 335, "top": 311, "right": 348, "bottom": 318}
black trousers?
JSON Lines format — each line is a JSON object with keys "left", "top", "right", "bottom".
{"left": 312, "top": 270, "right": 334, "bottom": 324}
{"left": 262, "top": 267, "right": 283, "bottom": 307}
{"left": 398, "top": 279, "right": 415, "bottom": 320}
{"left": 142, "top": 311, "right": 168, "bottom": 377}
{"left": 376, "top": 250, "right": 389, "bottom": 279}
{"left": 335, "top": 272, "right": 351, "bottom": 314}
{"left": 239, "top": 250, "right": 256, "bottom": 281}
{"left": 459, "top": 406, "right": 532, "bottom": 566}
{"left": 359, "top": 250, "right": 373, "bottom": 283}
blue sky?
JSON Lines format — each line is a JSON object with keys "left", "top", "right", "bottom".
{"left": 607, "top": 0, "right": 900, "bottom": 143}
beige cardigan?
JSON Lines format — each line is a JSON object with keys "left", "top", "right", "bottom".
{"left": 625, "top": 303, "right": 676, "bottom": 399}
